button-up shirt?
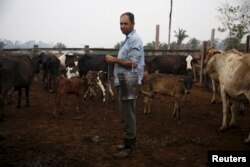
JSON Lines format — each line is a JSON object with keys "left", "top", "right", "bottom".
{"left": 114, "top": 30, "right": 145, "bottom": 86}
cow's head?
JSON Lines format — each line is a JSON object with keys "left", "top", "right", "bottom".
{"left": 180, "top": 75, "right": 193, "bottom": 94}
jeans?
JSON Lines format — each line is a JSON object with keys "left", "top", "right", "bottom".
{"left": 116, "top": 86, "right": 136, "bottom": 139}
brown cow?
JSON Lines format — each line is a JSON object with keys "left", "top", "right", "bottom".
{"left": 140, "top": 73, "right": 193, "bottom": 123}
{"left": 206, "top": 49, "right": 250, "bottom": 143}
{"left": 53, "top": 76, "right": 88, "bottom": 117}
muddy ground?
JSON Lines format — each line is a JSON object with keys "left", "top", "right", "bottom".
{"left": 0, "top": 77, "right": 250, "bottom": 167}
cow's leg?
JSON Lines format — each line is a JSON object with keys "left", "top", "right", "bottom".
{"left": 148, "top": 97, "right": 153, "bottom": 115}
{"left": 0, "top": 98, "right": 5, "bottom": 122}
{"left": 229, "top": 102, "right": 238, "bottom": 128}
{"left": 96, "top": 79, "right": 105, "bottom": 102}
{"left": 54, "top": 90, "right": 63, "bottom": 117}
{"left": 107, "top": 82, "right": 114, "bottom": 101}
{"left": 173, "top": 100, "right": 181, "bottom": 122}
{"left": 17, "top": 88, "right": 22, "bottom": 108}
{"left": 83, "top": 86, "right": 90, "bottom": 99}
{"left": 143, "top": 96, "right": 148, "bottom": 114}
{"left": 245, "top": 133, "right": 250, "bottom": 143}
{"left": 48, "top": 74, "right": 55, "bottom": 93}
{"left": 43, "top": 69, "right": 48, "bottom": 90}
{"left": 219, "top": 86, "right": 228, "bottom": 131}
{"left": 25, "top": 87, "right": 30, "bottom": 107}
{"left": 76, "top": 94, "right": 80, "bottom": 113}
{"left": 210, "top": 78, "right": 217, "bottom": 104}
{"left": 174, "top": 94, "right": 186, "bottom": 123}
{"left": 192, "top": 63, "right": 197, "bottom": 81}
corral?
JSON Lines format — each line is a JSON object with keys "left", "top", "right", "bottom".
{"left": 0, "top": 75, "right": 250, "bottom": 167}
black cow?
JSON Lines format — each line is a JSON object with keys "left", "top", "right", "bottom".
{"left": 39, "top": 52, "right": 60, "bottom": 92}
{"left": 76, "top": 54, "right": 114, "bottom": 77}
{"left": 0, "top": 55, "right": 40, "bottom": 112}
{"left": 145, "top": 55, "right": 197, "bottom": 76}
{"left": 76, "top": 54, "right": 115, "bottom": 102}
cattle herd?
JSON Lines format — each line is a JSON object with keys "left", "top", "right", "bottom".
{"left": 0, "top": 48, "right": 250, "bottom": 145}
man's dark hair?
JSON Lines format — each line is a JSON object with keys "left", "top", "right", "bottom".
{"left": 121, "top": 12, "right": 135, "bottom": 23}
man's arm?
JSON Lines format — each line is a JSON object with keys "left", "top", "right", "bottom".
{"left": 105, "top": 55, "right": 138, "bottom": 69}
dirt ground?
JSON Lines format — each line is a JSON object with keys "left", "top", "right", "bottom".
{"left": 0, "top": 77, "right": 250, "bottom": 167}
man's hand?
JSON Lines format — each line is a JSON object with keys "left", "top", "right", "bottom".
{"left": 105, "top": 55, "right": 117, "bottom": 64}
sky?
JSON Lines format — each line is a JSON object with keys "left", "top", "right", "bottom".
{"left": 0, "top": 0, "right": 245, "bottom": 48}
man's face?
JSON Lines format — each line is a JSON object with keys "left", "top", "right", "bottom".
{"left": 120, "top": 15, "right": 134, "bottom": 35}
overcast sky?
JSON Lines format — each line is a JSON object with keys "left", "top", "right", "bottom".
{"left": 0, "top": 0, "right": 244, "bottom": 48}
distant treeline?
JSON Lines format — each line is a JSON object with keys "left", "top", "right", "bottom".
{"left": 0, "top": 39, "right": 54, "bottom": 49}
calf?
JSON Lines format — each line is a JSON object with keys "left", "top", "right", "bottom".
{"left": 140, "top": 73, "right": 193, "bottom": 122}
{"left": 39, "top": 52, "right": 60, "bottom": 92}
{"left": 54, "top": 76, "right": 88, "bottom": 117}
{"left": 84, "top": 70, "right": 114, "bottom": 103}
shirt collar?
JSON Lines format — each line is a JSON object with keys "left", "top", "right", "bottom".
{"left": 126, "top": 30, "right": 136, "bottom": 39}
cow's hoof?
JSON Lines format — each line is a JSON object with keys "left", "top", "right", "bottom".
{"left": 210, "top": 101, "right": 216, "bottom": 104}
{"left": 229, "top": 124, "right": 236, "bottom": 129}
{"left": 49, "top": 89, "right": 54, "bottom": 93}
{"left": 218, "top": 127, "right": 226, "bottom": 132}
{"left": 244, "top": 138, "right": 250, "bottom": 144}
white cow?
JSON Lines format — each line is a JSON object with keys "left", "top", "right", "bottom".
{"left": 206, "top": 50, "right": 250, "bottom": 143}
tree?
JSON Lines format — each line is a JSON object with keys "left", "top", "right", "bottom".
{"left": 114, "top": 41, "right": 123, "bottom": 49}
{"left": 187, "top": 38, "right": 201, "bottom": 49}
{"left": 174, "top": 28, "right": 189, "bottom": 49}
{"left": 0, "top": 40, "right": 4, "bottom": 49}
{"left": 53, "top": 42, "right": 66, "bottom": 49}
{"left": 144, "top": 41, "right": 156, "bottom": 50}
{"left": 217, "top": 1, "right": 250, "bottom": 49}
{"left": 169, "top": 41, "right": 178, "bottom": 50}
{"left": 143, "top": 41, "right": 168, "bottom": 50}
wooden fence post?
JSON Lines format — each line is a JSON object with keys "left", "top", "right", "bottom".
{"left": 84, "top": 45, "right": 90, "bottom": 54}
{"left": 246, "top": 35, "right": 250, "bottom": 53}
{"left": 199, "top": 41, "right": 208, "bottom": 85}
{"left": 32, "top": 45, "right": 39, "bottom": 56}
{"left": 155, "top": 24, "right": 160, "bottom": 50}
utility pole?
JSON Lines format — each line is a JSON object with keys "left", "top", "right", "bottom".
{"left": 155, "top": 24, "right": 160, "bottom": 50}
{"left": 168, "top": 0, "right": 173, "bottom": 50}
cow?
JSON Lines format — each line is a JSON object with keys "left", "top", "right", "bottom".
{"left": 66, "top": 62, "right": 79, "bottom": 79}
{"left": 203, "top": 48, "right": 223, "bottom": 104}
{"left": 206, "top": 49, "right": 250, "bottom": 143}
{"left": 83, "top": 70, "right": 114, "bottom": 103}
{"left": 145, "top": 55, "right": 197, "bottom": 79}
{"left": 140, "top": 73, "right": 193, "bottom": 123}
{"left": 57, "top": 52, "right": 79, "bottom": 76}
{"left": 76, "top": 53, "right": 115, "bottom": 102}
{"left": 53, "top": 76, "right": 89, "bottom": 117}
{"left": 0, "top": 55, "right": 41, "bottom": 110}
{"left": 204, "top": 49, "right": 244, "bottom": 104}
{"left": 39, "top": 52, "right": 60, "bottom": 92}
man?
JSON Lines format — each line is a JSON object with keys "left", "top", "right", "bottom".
{"left": 106, "top": 12, "right": 144, "bottom": 158}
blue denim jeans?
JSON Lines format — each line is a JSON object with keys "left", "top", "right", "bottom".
{"left": 116, "top": 86, "right": 136, "bottom": 139}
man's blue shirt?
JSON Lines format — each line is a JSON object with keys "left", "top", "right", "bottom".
{"left": 114, "top": 30, "right": 145, "bottom": 86}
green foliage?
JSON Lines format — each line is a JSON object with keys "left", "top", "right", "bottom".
{"left": 169, "top": 41, "right": 178, "bottom": 50}
{"left": 143, "top": 41, "right": 168, "bottom": 50}
{"left": 174, "top": 28, "right": 189, "bottom": 49}
{"left": 217, "top": 1, "right": 250, "bottom": 49}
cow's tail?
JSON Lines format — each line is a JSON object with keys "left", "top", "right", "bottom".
{"left": 139, "top": 89, "right": 155, "bottom": 98}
